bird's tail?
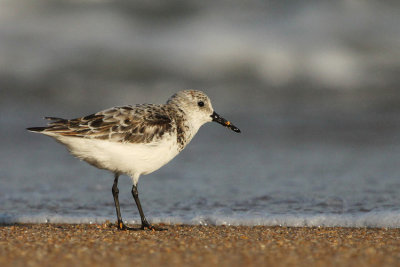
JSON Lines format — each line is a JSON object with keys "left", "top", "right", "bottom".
{"left": 27, "top": 127, "right": 47, "bottom": 132}
{"left": 27, "top": 117, "right": 68, "bottom": 133}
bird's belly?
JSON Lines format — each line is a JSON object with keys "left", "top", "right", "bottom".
{"left": 54, "top": 135, "right": 180, "bottom": 176}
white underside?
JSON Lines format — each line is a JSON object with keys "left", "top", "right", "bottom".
{"left": 47, "top": 134, "right": 180, "bottom": 185}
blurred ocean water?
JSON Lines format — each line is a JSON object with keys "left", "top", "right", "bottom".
{"left": 1, "top": 0, "right": 400, "bottom": 227}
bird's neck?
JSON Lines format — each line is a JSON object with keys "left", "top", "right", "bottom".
{"left": 169, "top": 104, "right": 203, "bottom": 152}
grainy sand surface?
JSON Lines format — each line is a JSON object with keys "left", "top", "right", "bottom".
{"left": 1, "top": 223, "right": 400, "bottom": 267}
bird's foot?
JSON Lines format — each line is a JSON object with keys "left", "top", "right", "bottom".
{"left": 116, "top": 221, "right": 136, "bottom": 231}
{"left": 141, "top": 221, "right": 167, "bottom": 231}
{"left": 116, "top": 220, "right": 166, "bottom": 231}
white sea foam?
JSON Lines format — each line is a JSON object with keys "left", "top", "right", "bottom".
{"left": 2, "top": 212, "right": 400, "bottom": 228}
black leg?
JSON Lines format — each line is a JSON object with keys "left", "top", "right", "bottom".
{"left": 112, "top": 173, "right": 133, "bottom": 230}
{"left": 131, "top": 184, "right": 166, "bottom": 231}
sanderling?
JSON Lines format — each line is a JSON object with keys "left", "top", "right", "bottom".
{"left": 27, "top": 90, "right": 240, "bottom": 231}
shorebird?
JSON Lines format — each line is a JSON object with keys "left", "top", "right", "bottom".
{"left": 27, "top": 90, "right": 240, "bottom": 230}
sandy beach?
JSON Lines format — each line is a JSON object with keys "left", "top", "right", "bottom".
{"left": 1, "top": 223, "right": 399, "bottom": 267}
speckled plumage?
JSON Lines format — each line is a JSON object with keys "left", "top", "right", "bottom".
{"left": 38, "top": 104, "right": 187, "bottom": 150}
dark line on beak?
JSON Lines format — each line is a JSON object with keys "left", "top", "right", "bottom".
{"left": 211, "top": 112, "right": 241, "bottom": 133}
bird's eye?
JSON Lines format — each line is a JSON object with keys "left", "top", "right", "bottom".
{"left": 198, "top": 101, "right": 204, "bottom": 107}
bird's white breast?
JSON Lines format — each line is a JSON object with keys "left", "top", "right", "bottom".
{"left": 51, "top": 134, "right": 180, "bottom": 184}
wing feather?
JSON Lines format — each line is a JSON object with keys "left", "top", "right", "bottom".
{"left": 35, "top": 105, "right": 174, "bottom": 144}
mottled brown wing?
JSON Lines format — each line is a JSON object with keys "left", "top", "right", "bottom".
{"left": 39, "top": 104, "right": 173, "bottom": 144}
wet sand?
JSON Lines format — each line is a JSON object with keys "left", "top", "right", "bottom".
{"left": 1, "top": 223, "right": 400, "bottom": 267}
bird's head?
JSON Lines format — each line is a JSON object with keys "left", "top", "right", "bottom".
{"left": 167, "top": 90, "right": 241, "bottom": 133}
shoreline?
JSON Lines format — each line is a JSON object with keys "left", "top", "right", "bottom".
{"left": 1, "top": 223, "right": 400, "bottom": 266}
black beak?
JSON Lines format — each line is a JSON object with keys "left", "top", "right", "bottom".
{"left": 211, "top": 111, "right": 241, "bottom": 133}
